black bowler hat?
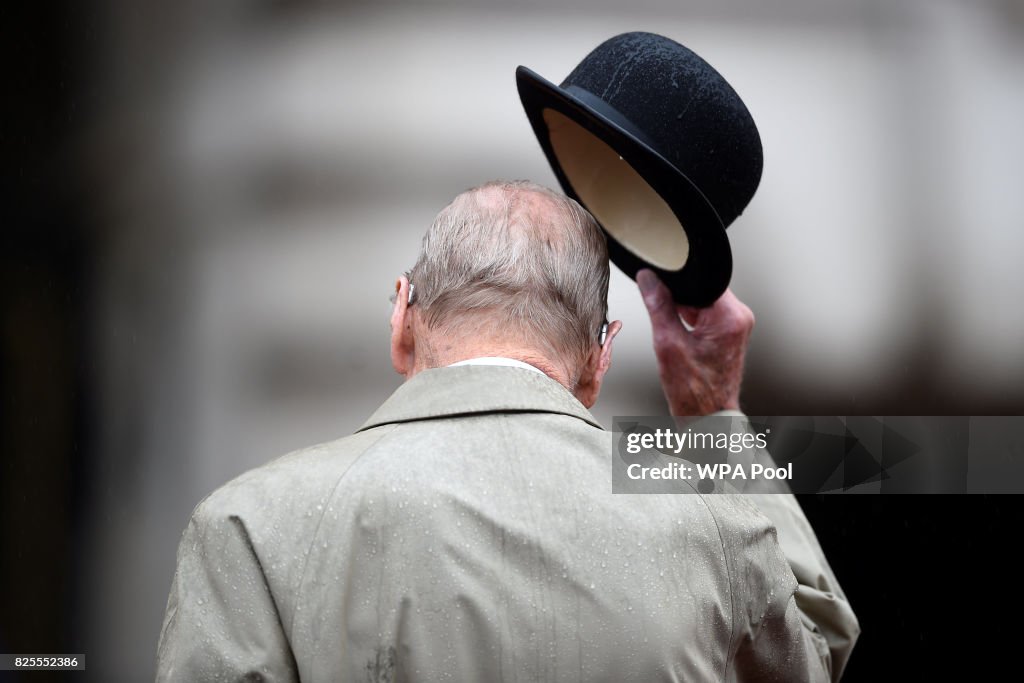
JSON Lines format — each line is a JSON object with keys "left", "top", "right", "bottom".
{"left": 517, "top": 32, "right": 763, "bottom": 306}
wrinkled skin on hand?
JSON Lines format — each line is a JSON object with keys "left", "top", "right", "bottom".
{"left": 637, "top": 269, "right": 755, "bottom": 416}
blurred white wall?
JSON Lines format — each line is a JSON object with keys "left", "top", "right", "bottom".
{"left": 84, "top": 1, "right": 1024, "bottom": 679}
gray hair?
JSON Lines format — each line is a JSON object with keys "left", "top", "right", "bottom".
{"left": 408, "top": 180, "right": 609, "bottom": 379}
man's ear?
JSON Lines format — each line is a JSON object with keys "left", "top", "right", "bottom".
{"left": 574, "top": 320, "right": 623, "bottom": 408}
{"left": 390, "top": 275, "right": 415, "bottom": 377}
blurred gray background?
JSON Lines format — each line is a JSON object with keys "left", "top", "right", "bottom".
{"left": 3, "top": 0, "right": 1024, "bottom": 681}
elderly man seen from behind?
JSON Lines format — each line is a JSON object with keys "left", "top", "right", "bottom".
{"left": 156, "top": 180, "right": 858, "bottom": 682}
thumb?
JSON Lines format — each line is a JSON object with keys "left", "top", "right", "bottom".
{"left": 637, "top": 269, "right": 683, "bottom": 335}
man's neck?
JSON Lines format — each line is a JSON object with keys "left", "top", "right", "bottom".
{"left": 414, "top": 347, "right": 573, "bottom": 390}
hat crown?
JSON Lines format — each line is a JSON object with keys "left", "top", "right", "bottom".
{"left": 561, "top": 32, "right": 762, "bottom": 228}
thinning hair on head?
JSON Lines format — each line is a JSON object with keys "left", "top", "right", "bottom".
{"left": 408, "top": 180, "right": 610, "bottom": 380}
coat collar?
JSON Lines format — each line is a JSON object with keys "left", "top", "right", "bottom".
{"left": 358, "top": 365, "right": 602, "bottom": 432}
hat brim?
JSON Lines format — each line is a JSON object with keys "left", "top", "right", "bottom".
{"left": 516, "top": 65, "right": 732, "bottom": 307}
